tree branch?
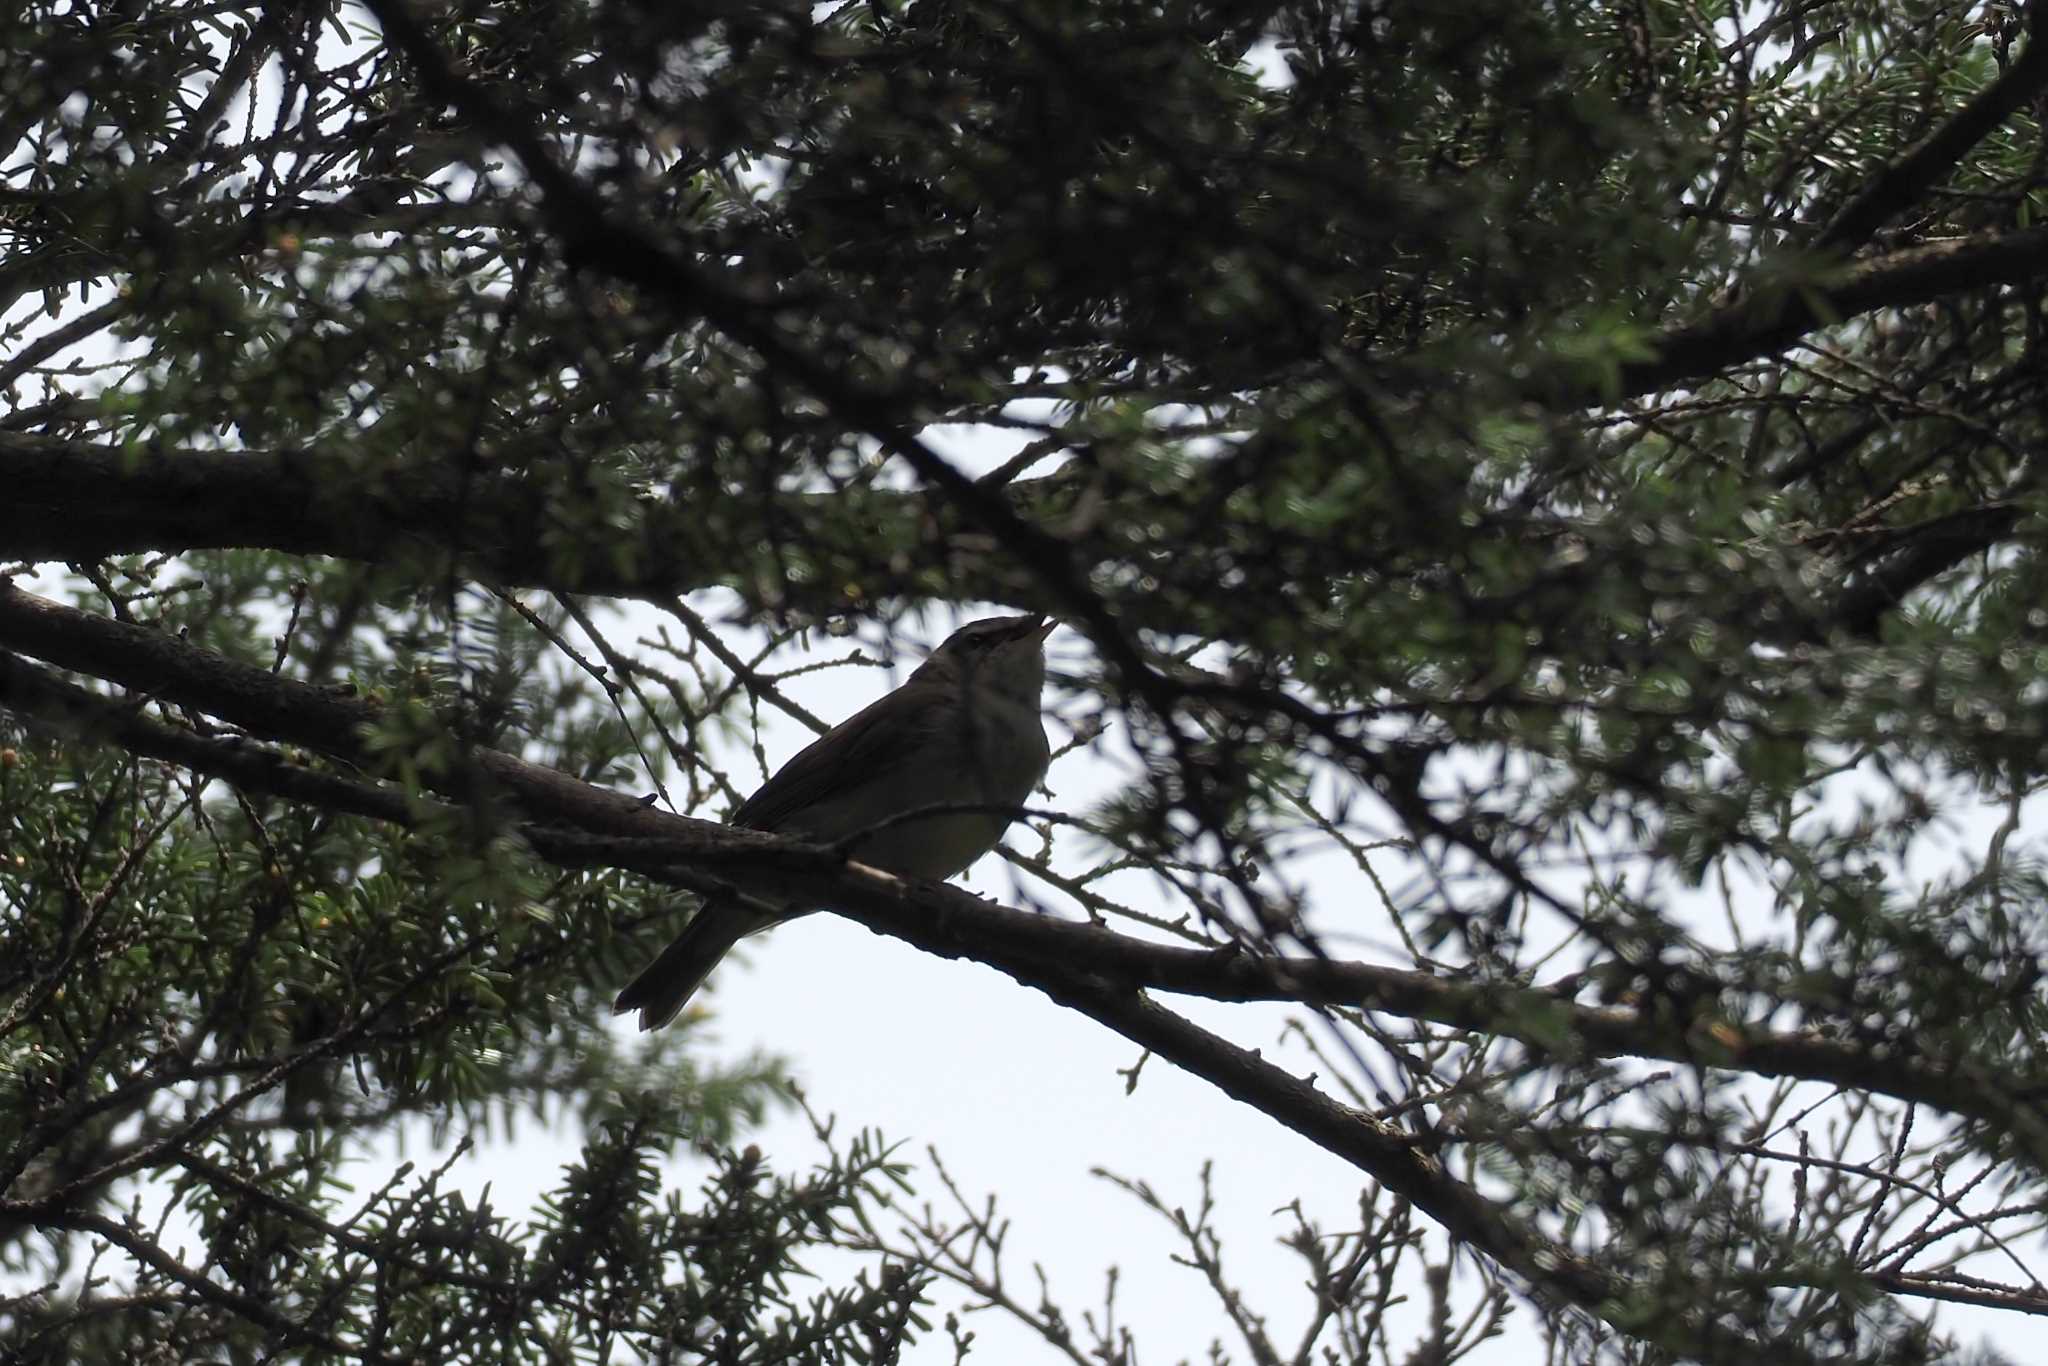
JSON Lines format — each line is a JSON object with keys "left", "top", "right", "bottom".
{"left": 1811, "top": 4, "right": 2048, "bottom": 255}
{"left": 1616, "top": 227, "right": 2048, "bottom": 402}
{"left": 0, "top": 580, "right": 698, "bottom": 842}
{"left": 0, "top": 432, "right": 1056, "bottom": 606}
{"left": 0, "top": 647, "right": 422, "bottom": 828}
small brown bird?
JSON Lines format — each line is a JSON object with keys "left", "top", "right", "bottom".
{"left": 614, "top": 614, "right": 1056, "bottom": 1029}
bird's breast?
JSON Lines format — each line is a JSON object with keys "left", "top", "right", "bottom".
{"left": 781, "top": 692, "right": 1048, "bottom": 881}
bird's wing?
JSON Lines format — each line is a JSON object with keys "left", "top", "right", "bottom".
{"left": 731, "top": 685, "right": 938, "bottom": 833}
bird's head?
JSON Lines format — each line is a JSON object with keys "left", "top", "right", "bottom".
{"left": 916, "top": 613, "right": 1056, "bottom": 702}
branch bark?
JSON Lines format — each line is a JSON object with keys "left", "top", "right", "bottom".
{"left": 1613, "top": 227, "right": 2048, "bottom": 402}
{"left": 1810, "top": 3, "right": 2048, "bottom": 255}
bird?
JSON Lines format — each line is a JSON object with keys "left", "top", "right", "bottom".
{"left": 614, "top": 613, "right": 1056, "bottom": 1029}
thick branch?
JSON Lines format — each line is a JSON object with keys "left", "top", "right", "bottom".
{"left": 638, "top": 833, "right": 2048, "bottom": 1174}
{"left": 0, "top": 581, "right": 692, "bottom": 841}
{"left": 1826, "top": 502, "right": 2028, "bottom": 635}
{"left": 1812, "top": 4, "right": 2048, "bottom": 255}
{"left": 0, "top": 433, "right": 1053, "bottom": 606}
{"left": 1615, "top": 2, "right": 2048, "bottom": 404}
{"left": 1615, "top": 227, "right": 2048, "bottom": 401}
{"left": 1031, "top": 977, "right": 1807, "bottom": 1366}
{"left": 0, "top": 193, "right": 493, "bottom": 319}
{"left": 0, "top": 648, "right": 420, "bottom": 827}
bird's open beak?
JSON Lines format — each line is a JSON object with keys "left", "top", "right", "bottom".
{"left": 1034, "top": 616, "right": 1058, "bottom": 642}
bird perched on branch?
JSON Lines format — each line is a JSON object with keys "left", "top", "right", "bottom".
{"left": 615, "top": 613, "right": 1057, "bottom": 1029}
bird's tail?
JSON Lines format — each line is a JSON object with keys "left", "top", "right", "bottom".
{"left": 613, "top": 900, "right": 759, "bottom": 1031}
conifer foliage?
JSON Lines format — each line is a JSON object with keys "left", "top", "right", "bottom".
{"left": 6, "top": 2, "right": 2048, "bottom": 1361}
